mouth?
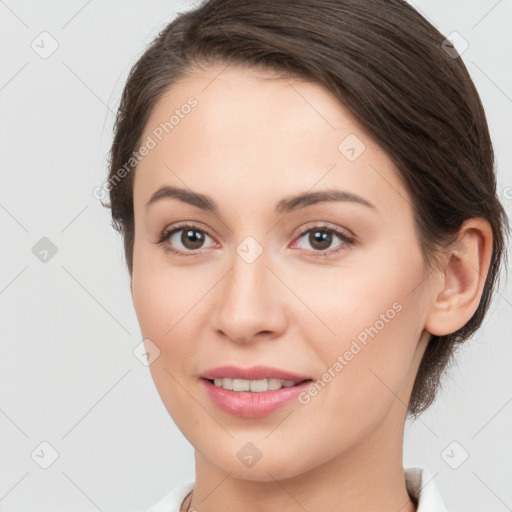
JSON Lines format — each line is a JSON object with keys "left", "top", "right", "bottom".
{"left": 199, "top": 365, "right": 314, "bottom": 417}
{"left": 200, "top": 376, "right": 314, "bottom": 418}
{"left": 202, "top": 377, "right": 312, "bottom": 393}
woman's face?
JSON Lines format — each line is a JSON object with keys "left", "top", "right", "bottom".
{"left": 130, "top": 64, "right": 434, "bottom": 479}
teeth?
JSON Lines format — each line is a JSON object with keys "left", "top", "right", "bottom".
{"left": 212, "top": 378, "right": 299, "bottom": 392}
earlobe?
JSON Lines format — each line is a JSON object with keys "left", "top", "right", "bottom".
{"left": 424, "top": 218, "right": 493, "bottom": 336}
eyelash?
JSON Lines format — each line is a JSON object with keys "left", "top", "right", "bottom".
{"left": 155, "top": 222, "right": 356, "bottom": 258}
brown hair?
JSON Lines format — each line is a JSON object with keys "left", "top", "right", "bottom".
{"left": 104, "top": 0, "right": 509, "bottom": 417}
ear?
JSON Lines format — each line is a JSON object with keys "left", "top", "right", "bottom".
{"left": 424, "top": 218, "right": 493, "bottom": 336}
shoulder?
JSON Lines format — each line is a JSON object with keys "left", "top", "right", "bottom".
{"left": 405, "top": 467, "right": 450, "bottom": 512}
{"left": 142, "top": 471, "right": 448, "bottom": 512}
{"left": 143, "top": 481, "right": 195, "bottom": 512}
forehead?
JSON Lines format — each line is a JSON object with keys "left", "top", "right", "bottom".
{"left": 133, "top": 64, "right": 410, "bottom": 218}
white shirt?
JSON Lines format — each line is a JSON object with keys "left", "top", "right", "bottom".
{"left": 143, "top": 467, "right": 449, "bottom": 512}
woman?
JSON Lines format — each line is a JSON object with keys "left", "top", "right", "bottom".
{"left": 103, "top": 0, "right": 509, "bottom": 510}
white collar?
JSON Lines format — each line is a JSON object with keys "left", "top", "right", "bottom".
{"left": 405, "top": 467, "right": 449, "bottom": 511}
{"left": 145, "top": 467, "right": 448, "bottom": 512}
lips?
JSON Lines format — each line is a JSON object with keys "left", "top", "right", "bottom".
{"left": 199, "top": 365, "right": 314, "bottom": 418}
{"left": 199, "top": 365, "right": 312, "bottom": 382}
{"left": 200, "top": 378, "right": 313, "bottom": 418}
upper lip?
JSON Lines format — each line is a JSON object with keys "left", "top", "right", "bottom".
{"left": 200, "top": 365, "right": 312, "bottom": 382}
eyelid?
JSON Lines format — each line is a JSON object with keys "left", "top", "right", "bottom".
{"left": 293, "top": 221, "right": 355, "bottom": 239}
{"left": 157, "top": 221, "right": 217, "bottom": 246}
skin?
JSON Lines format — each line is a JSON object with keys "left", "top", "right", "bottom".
{"left": 129, "top": 63, "right": 493, "bottom": 512}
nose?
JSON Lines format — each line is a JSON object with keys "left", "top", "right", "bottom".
{"left": 211, "top": 247, "right": 288, "bottom": 345}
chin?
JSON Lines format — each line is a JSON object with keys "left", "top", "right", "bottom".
{"left": 196, "top": 437, "right": 323, "bottom": 482}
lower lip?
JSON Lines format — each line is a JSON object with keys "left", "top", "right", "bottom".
{"left": 201, "top": 378, "right": 312, "bottom": 418}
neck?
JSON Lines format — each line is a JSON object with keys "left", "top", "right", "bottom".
{"left": 186, "top": 399, "right": 416, "bottom": 512}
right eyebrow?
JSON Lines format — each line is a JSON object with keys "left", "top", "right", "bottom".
{"left": 145, "top": 185, "right": 216, "bottom": 212}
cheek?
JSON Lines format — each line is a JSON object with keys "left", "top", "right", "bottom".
{"left": 131, "top": 252, "right": 217, "bottom": 384}
{"left": 131, "top": 241, "right": 202, "bottom": 340}
{"left": 296, "top": 248, "right": 427, "bottom": 414}
{"left": 131, "top": 261, "right": 202, "bottom": 424}
{"left": 295, "top": 245, "right": 424, "bottom": 350}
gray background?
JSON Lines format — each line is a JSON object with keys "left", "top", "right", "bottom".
{"left": 1, "top": 1, "right": 511, "bottom": 511}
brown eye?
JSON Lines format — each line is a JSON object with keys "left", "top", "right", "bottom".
{"left": 293, "top": 225, "right": 355, "bottom": 256}
{"left": 159, "top": 224, "right": 216, "bottom": 255}
{"left": 308, "top": 230, "right": 334, "bottom": 251}
{"left": 178, "top": 228, "right": 206, "bottom": 250}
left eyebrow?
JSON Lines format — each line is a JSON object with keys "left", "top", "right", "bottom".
{"left": 275, "top": 189, "right": 376, "bottom": 214}
{"left": 145, "top": 185, "right": 377, "bottom": 214}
